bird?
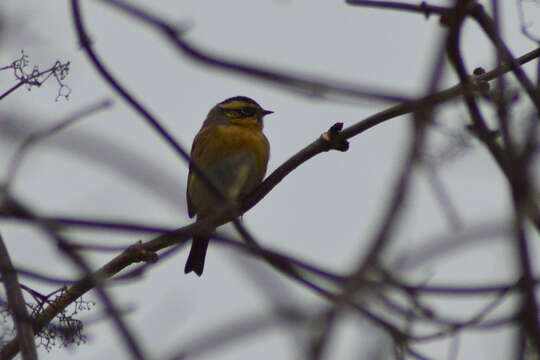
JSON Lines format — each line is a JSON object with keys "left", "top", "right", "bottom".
{"left": 184, "top": 96, "right": 273, "bottom": 276}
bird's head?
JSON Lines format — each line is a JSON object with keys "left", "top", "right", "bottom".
{"left": 204, "top": 96, "right": 273, "bottom": 128}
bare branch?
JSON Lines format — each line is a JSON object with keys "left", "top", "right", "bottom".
{"left": 0, "top": 195, "right": 148, "bottom": 360}
{"left": 0, "top": 233, "right": 37, "bottom": 360}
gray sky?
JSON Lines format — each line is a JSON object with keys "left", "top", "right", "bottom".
{"left": 1, "top": 0, "right": 539, "bottom": 359}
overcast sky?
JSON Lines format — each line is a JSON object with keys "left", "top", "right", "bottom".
{"left": 1, "top": 1, "right": 540, "bottom": 359}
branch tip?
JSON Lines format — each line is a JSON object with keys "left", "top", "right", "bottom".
{"left": 320, "top": 122, "right": 349, "bottom": 152}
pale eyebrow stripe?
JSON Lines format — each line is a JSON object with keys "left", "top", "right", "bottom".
{"left": 218, "top": 100, "right": 259, "bottom": 110}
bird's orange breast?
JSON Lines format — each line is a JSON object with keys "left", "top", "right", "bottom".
{"left": 187, "top": 124, "right": 270, "bottom": 217}
{"left": 192, "top": 124, "right": 269, "bottom": 172}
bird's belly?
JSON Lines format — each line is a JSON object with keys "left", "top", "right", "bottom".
{"left": 188, "top": 125, "right": 269, "bottom": 216}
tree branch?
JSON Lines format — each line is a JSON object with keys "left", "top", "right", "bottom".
{"left": 0, "top": 233, "right": 37, "bottom": 360}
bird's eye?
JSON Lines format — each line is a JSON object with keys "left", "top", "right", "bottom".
{"left": 241, "top": 108, "right": 256, "bottom": 117}
{"left": 227, "top": 110, "right": 240, "bottom": 117}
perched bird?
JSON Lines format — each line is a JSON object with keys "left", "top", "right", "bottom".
{"left": 185, "top": 96, "right": 273, "bottom": 276}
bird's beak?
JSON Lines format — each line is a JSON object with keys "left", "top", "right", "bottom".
{"left": 262, "top": 109, "right": 274, "bottom": 116}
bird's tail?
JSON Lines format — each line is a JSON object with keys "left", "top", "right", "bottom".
{"left": 184, "top": 237, "right": 210, "bottom": 276}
